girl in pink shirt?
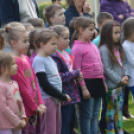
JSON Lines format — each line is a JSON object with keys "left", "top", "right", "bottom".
{"left": 3, "top": 22, "right": 46, "bottom": 134}
{"left": 0, "top": 52, "right": 26, "bottom": 134}
{"left": 71, "top": 17, "right": 107, "bottom": 134}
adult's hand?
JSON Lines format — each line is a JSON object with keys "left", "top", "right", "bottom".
{"left": 83, "top": 2, "right": 91, "bottom": 14}
{"left": 130, "top": 12, "right": 134, "bottom": 15}
{"left": 118, "top": 14, "right": 124, "bottom": 19}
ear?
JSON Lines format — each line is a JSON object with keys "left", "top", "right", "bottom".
{"left": 11, "top": 40, "right": 17, "bottom": 48}
{"left": 79, "top": 27, "right": 84, "bottom": 34}
{"left": 50, "top": 17, "right": 54, "bottom": 25}
{"left": 40, "top": 42, "right": 44, "bottom": 48}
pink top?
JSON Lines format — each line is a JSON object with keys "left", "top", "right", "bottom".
{"left": 71, "top": 40, "right": 105, "bottom": 86}
{"left": 11, "top": 55, "right": 44, "bottom": 117}
{"left": 0, "top": 80, "right": 26, "bottom": 129}
{"left": 59, "top": 50, "right": 73, "bottom": 71}
{"left": 30, "top": 52, "right": 37, "bottom": 64}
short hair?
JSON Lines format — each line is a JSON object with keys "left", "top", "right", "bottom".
{"left": 27, "top": 18, "right": 44, "bottom": 28}
{"left": 22, "top": 23, "right": 34, "bottom": 32}
{"left": 51, "top": 0, "right": 56, "bottom": 3}
{"left": 44, "top": 4, "right": 62, "bottom": 25}
{"left": 122, "top": 18, "right": 134, "bottom": 40}
{"left": 97, "top": 12, "right": 113, "bottom": 25}
{"left": 35, "top": 29, "right": 58, "bottom": 48}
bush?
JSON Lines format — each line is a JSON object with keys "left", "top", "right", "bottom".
{"left": 38, "top": 1, "right": 67, "bottom": 23}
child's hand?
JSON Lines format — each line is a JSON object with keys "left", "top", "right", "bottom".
{"left": 39, "top": 104, "right": 47, "bottom": 114}
{"left": 77, "top": 72, "right": 83, "bottom": 83}
{"left": 81, "top": 85, "right": 90, "bottom": 99}
{"left": 16, "top": 119, "right": 26, "bottom": 129}
{"left": 65, "top": 94, "right": 71, "bottom": 102}
{"left": 103, "top": 80, "right": 108, "bottom": 93}
{"left": 36, "top": 107, "right": 44, "bottom": 117}
{"left": 120, "top": 76, "right": 129, "bottom": 85}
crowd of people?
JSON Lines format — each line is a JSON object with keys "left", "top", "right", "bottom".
{"left": 0, "top": 0, "right": 134, "bottom": 134}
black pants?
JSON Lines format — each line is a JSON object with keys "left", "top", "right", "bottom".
{"left": 123, "top": 86, "right": 129, "bottom": 106}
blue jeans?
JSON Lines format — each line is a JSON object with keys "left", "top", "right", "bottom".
{"left": 81, "top": 97, "right": 101, "bottom": 134}
{"left": 61, "top": 104, "right": 75, "bottom": 134}
{"left": 128, "top": 86, "right": 134, "bottom": 97}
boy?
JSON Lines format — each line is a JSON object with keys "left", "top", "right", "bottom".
{"left": 44, "top": 4, "right": 65, "bottom": 27}
{"left": 92, "top": 12, "right": 113, "bottom": 47}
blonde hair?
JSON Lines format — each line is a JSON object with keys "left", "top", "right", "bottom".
{"left": 0, "top": 51, "right": 14, "bottom": 75}
{"left": 2, "top": 22, "right": 26, "bottom": 46}
{"left": 35, "top": 29, "right": 58, "bottom": 48}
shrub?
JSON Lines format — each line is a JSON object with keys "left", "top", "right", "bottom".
{"left": 38, "top": 1, "right": 67, "bottom": 23}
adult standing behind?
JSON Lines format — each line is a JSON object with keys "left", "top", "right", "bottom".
{"left": 18, "top": 0, "right": 40, "bottom": 22}
{"left": 64, "top": 0, "right": 92, "bottom": 47}
{"left": 0, "top": 0, "right": 20, "bottom": 27}
{"left": 100, "top": 0, "right": 134, "bottom": 24}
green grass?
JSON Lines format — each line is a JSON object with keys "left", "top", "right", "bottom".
{"left": 123, "top": 93, "right": 134, "bottom": 133}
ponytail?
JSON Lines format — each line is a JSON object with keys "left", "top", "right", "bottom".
{"left": 0, "top": 29, "right": 5, "bottom": 50}
{"left": 72, "top": 31, "right": 78, "bottom": 43}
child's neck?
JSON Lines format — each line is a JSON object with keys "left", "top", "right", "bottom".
{"left": 38, "top": 50, "right": 49, "bottom": 57}
{"left": 13, "top": 49, "right": 22, "bottom": 57}
{"left": 0, "top": 74, "right": 12, "bottom": 83}
{"left": 78, "top": 37, "right": 89, "bottom": 43}
{"left": 57, "top": 48, "right": 64, "bottom": 53}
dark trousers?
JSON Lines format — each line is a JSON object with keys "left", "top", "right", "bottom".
{"left": 99, "top": 96, "right": 107, "bottom": 130}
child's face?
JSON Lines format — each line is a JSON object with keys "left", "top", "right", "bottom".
{"left": 81, "top": 24, "right": 95, "bottom": 41}
{"left": 113, "top": 26, "right": 121, "bottom": 43}
{"left": 54, "top": 0, "right": 62, "bottom": 6}
{"left": 51, "top": 9, "right": 65, "bottom": 25}
{"left": 8, "top": 58, "right": 18, "bottom": 76}
{"left": 13, "top": 31, "right": 30, "bottom": 54}
{"left": 57, "top": 30, "right": 70, "bottom": 50}
{"left": 43, "top": 36, "right": 57, "bottom": 55}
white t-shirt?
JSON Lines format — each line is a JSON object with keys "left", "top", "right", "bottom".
{"left": 123, "top": 40, "right": 134, "bottom": 87}
{"left": 18, "top": 0, "right": 38, "bottom": 22}
{"left": 32, "top": 55, "right": 62, "bottom": 99}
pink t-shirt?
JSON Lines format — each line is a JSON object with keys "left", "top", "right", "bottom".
{"left": 0, "top": 80, "right": 26, "bottom": 129}
{"left": 11, "top": 55, "right": 44, "bottom": 117}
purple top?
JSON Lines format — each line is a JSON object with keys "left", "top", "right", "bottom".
{"left": 100, "top": 0, "right": 134, "bottom": 24}
{"left": 30, "top": 51, "right": 37, "bottom": 64}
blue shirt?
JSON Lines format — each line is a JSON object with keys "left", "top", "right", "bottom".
{"left": 92, "top": 35, "right": 100, "bottom": 47}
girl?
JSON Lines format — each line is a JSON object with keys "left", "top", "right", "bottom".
{"left": 32, "top": 29, "right": 71, "bottom": 134}
{"left": 3, "top": 22, "right": 46, "bottom": 134}
{"left": 51, "top": 25, "right": 81, "bottom": 134}
{"left": 0, "top": 51, "right": 26, "bottom": 134}
{"left": 122, "top": 19, "right": 134, "bottom": 105}
{"left": 27, "top": 28, "right": 41, "bottom": 63}
{"left": 99, "top": 21, "right": 129, "bottom": 134}
{"left": 0, "top": 30, "right": 5, "bottom": 50}
{"left": 71, "top": 17, "right": 107, "bottom": 134}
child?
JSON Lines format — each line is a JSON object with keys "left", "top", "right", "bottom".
{"left": 51, "top": 25, "right": 81, "bottom": 134}
{"left": 71, "top": 17, "right": 107, "bottom": 134}
{"left": 92, "top": 12, "right": 113, "bottom": 47}
{"left": 32, "top": 29, "right": 71, "bottom": 134}
{"left": 0, "top": 51, "right": 26, "bottom": 134}
{"left": 0, "top": 30, "right": 5, "bottom": 50}
{"left": 27, "top": 18, "right": 45, "bottom": 28}
{"left": 44, "top": 4, "right": 65, "bottom": 27}
{"left": 122, "top": 18, "right": 134, "bottom": 105}
{"left": 99, "top": 21, "right": 129, "bottom": 134}
{"left": 27, "top": 28, "right": 42, "bottom": 63}
{"left": 3, "top": 22, "right": 46, "bottom": 134}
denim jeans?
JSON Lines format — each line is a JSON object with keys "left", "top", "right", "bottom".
{"left": 81, "top": 97, "right": 101, "bottom": 134}
{"left": 128, "top": 86, "right": 134, "bottom": 97}
{"left": 61, "top": 104, "right": 75, "bottom": 134}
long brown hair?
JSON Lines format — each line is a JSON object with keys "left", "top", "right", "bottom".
{"left": 0, "top": 30, "right": 5, "bottom": 50}
{"left": 72, "top": 17, "right": 95, "bottom": 43}
{"left": 99, "top": 21, "right": 125, "bottom": 66}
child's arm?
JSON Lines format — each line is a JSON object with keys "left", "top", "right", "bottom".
{"left": 100, "top": 46, "right": 122, "bottom": 84}
{"left": 11, "top": 66, "right": 38, "bottom": 113}
{"left": 36, "top": 72, "right": 67, "bottom": 101}
{"left": 0, "top": 87, "right": 20, "bottom": 127}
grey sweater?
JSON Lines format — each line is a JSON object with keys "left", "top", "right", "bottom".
{"left": 99, "top": 45, "right": 128, "bottom": 89}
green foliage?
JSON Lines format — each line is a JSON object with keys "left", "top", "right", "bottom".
{"left": 38, "top": 1, "right": 67, "bottom": 23}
